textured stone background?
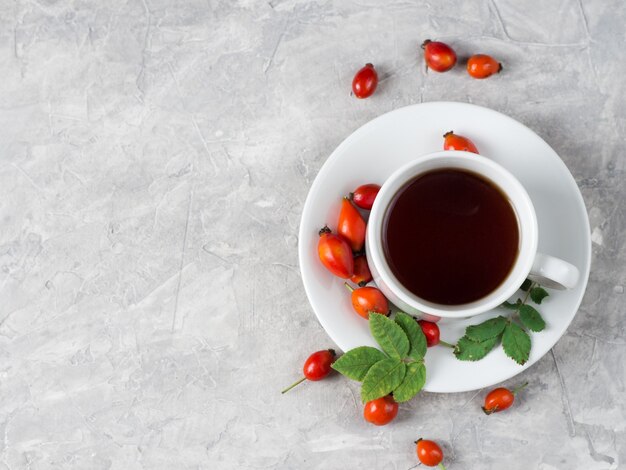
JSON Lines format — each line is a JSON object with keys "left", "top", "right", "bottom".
{"left": 0, "top": 0, "right": 624, "bottom": 468}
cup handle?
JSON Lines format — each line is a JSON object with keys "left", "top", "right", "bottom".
{"left": 528, "top": 252, "right": 579, "bottom": 290}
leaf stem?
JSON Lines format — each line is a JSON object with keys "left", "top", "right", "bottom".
{"left": 512, "top": 381, "right": 529, "bottom": 395}
{"left": 520, "top": 283, "right": 535, "bottom": 306}
{"left": 439, "top": 463, "right": 447, "bottom": 470}
{"left": 438, "top": 340, "right": 455, "bottom": 349}
{"left": 281, "top": 377, "right": 306, "bottom": 394}
{"left": 510, "top": 283, "right": 536, "bottom": 322}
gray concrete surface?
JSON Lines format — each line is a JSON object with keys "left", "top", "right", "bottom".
{"left": 0, "top": 0, "right": 624, "bottom": 468}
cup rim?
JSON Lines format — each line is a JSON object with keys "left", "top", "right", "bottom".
{"left": 366, "top": 150, "right": 538, "bottom": 318}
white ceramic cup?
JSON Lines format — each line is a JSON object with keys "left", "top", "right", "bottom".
{"left": 365, "top": 150, "right": 580, "bottom": 320}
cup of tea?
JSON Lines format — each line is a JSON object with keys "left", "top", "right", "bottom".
{"left": 365, "top": 150, "right": 580, "bottom": 319}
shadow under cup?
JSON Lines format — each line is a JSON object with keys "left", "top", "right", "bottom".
{"left": 366, "top": 151, "right": 538, "bottom": 319}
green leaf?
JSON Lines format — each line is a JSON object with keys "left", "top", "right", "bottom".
{"left": 520, "top": 279, "right": 533, "bottom": 291}
{"left": 454, "top": 336, "right": 499, "bottom": 361}
{"left": 502, "top": 322, "right": 531, "bottom": 365}
{"left": 519, "top": 305, "right": 546, "bottom": 332}
{"left": 360, "top": 358, "right": 406, "bottom": 403}
{"left": 530, "top": 287, "right": 549, "bottom": 304}
{"left": 392, "top": 362, "right": 426, "bottom": 403}
{"left": 465, "top": 316, "right": 507, "bottom": 342}
{"left": 331, "top": 346, "right": 388, "bottom": 381}
{"left": 369, "top": 313, "right": 410, "bottom": 360}
{"left": 394, "top": 312, "right": 427, "bottom": 360}
{"left": 501, "top": 299, "right": 522, "bottom": 310}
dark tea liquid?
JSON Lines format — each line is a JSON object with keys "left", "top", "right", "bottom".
{"left": 382, "top": 169, "right": 519, "bottom": 305}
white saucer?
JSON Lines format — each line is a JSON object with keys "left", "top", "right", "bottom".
{"left": 298, "top": 102, "right": 591, "bottom": 393}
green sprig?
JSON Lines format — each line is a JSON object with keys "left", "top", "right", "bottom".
{"left": 332, "top": 312, "right": 428, "bottom": 403}
{"left": 454, "top": 280, "right": 550, "bottom": 365}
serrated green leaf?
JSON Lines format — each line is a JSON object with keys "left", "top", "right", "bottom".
{"left": 465, "top": 316, "right": 507, "bottom": 342}
{"left": 520, "top": 279, "right": 533, "bottom": 291}
{"left": 454, "top": 336, "right": 499, "bottom": 361}
{"left": 519, "top": 305, "right": 546, "bottom": 332}
{"left": 502, "top": 322, "right": 531, "bottom": 365}
{"left": 394, "top": 312, "right": 427, "bottom": 360}
{"left": 360, "top": 358, "right": 406, "bottom": 403}
{"left": 369, "top": 313, "right": 410, "bottom": 360}
{"left": 501, "top": 299, "right": 522, "bottom": 310}
{"left": 331, "top": 346, "right": 387, "bottom": 381}
{"left": 530, "top": 287, "right": 549, "bottom": 304}
{"left": 392, "top": 362, "right": 426, "bottom": 402}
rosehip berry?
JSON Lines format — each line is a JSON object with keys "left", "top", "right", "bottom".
{"left": 364, "top": 395, "right": 399, "bottom": 426}
{"left": 422, "top": 40, "right": 457, "bottom": 72}
{"left": 467, "top": 54, "right": 502, "bottom": 79}
{"left": 352, "top": 64, "right": 378, "bottom": 99}
{"left": 345, "top": 283, "right": 389, "bottom": 319}
{"left": 350, "top": 255, "right": 373, "bottom": 287}
{"left": 281, "top": 349, "right": 337, "bottom": 394}
{"left": 415, "top": 438, "right": 445, "bottom": 468}
{"left": 417, "top": 320, "right": 454, "bottom": 348}
{"left": 482, "top": 382, "right": 528, "bottom": 414}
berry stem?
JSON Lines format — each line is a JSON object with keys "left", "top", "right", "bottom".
{"left": 281, "top": 377, "right": 306, "bottom": 394}
{"left": 439, "top": 463, "right": 447, "bottom": 470}
{"left": 510, "top": 284, "right": 536, "bottom": 321}
{"left": 344, "top": 282, "right": 355, "bottom": 293}
{"left": 512, "top": 382, "right": 529, "bottom": 395}
{"left": 438, "top": 340, "right": 455, "bottom": 349}
{"left": 318, "top": 225, "right": 331, "bottom": 236}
